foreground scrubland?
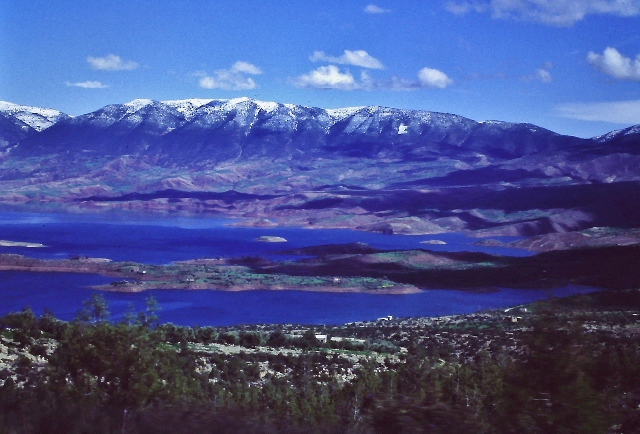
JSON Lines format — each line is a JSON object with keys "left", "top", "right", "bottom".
{"left": 1, "top": 290, "right": 640, "bottom": 433}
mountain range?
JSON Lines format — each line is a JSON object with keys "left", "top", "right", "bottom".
{"left": 1, "top": 98, "right": 639, "bottom": 236}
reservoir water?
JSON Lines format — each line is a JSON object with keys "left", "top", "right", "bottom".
{"left": 0, "top": 210, "right": 531, "bottom": 262}
{"left": 0, "top": 211, "right": 595, "bottom": 326}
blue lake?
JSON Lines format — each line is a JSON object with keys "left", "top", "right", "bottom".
{"left": 0, "top": 210, "right": 530, "bottom": 263}
{"left": 0, "top": 211, "right": 595, "bottom": 326}
{"left": 0, "top": 271, "right": 594, "bottom": 326}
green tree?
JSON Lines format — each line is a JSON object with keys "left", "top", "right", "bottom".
{"left": 0, "top": 307, "right": 40, "bottom": 347}
{"left": 77, "top": 293, "right": 110, "bottom": 324}
{"left": 136, "top": 295, "right": 160, "bottom": 328}
{"left": 45, "top": 296, "right": 202, "bottom": 432}
{"left": 491, "top": 314, "right": 607, "bottom": 433}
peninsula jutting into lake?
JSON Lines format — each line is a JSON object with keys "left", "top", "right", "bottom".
{"left": 1, "top": 238, "right": 638, "bottom": 295}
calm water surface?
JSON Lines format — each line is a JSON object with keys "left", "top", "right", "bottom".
{"left": 0, "top": 210, "right": 530, "bottom": 262}
{"left": 0, "top": 211, "right": 594, "bottom": 326}
{"left": 0, "top": 271, "right": 594, "bottom": 326}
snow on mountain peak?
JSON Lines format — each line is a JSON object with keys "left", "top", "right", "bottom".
{"left": 123, "top": 99, "right": 154, "bottom": 113}
{"left": 162, "top": 99, "right": 214, "bottom": 119}
{"left": 227, "top": 97, "right": 252, "bottom": 106}
{"left": 254, "top": 100, "right": 279, "bottom": 113}
{"left": 326, "top": 106, "right": 365, "bottom": 120}
{"left": 595, "top": 124, "right": 640, "bottom": 141}
{"left": 0, "top": 101, "right": 69, "bottom": 131}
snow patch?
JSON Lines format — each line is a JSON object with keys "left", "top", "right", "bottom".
{"left": 0, "top": 101, "right": 69, "bottom": 131}
{"left": 123, "top": 99, "right": 154, "bottom": 114}
{"left": 163, "top": 99, "right": 213, "bottom": 119}
{"left": 398, "top": 124, "right": 408, "bottom": 135}
{"left": 326, "top": 106, "right": 365, "bottom": 120}
{"left": 227, "top": 97, "right": 251, "bottom": 106}
{"left": 255, "top": 100, "right": 279, "bottom": 113}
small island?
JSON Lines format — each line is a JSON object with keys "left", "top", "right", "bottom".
{"left": 255, "top": 236, "right": 287, "bottom": 243}
{"left": 0, "top": 240, "right": 47, "bottom": 248}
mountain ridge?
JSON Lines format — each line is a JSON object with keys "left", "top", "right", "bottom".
{"left": 7, "top": 98, "right": 595, "bottom": 162}
{"left": 0, "top": 98, "right": 638, "bottom": 237}
{"left": 3, "top": 97, "right": 637, "bottom": 144}
{"left": 0, "top": 101, "right": 71, "bottom": 148}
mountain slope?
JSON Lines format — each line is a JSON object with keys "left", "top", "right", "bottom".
{"left": 0, "top": 98, "right": 638, "bottom": 237}
{"left": 11, "top": 98, "right": 590, "bottom": 162}
{"left": 0, "top": 101, "right": 70, "bottom": 148}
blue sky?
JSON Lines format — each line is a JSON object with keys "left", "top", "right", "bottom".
{"left": 1, "top": 0, "right": 640, "bottom": 138}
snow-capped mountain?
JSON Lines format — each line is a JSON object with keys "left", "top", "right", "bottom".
{"left": 0, "top": 98, "right": 638, "bottom": 236}
{"left": 0, "top": 101, "right": 69, "bottom": 131}
{"left": 10, "top": 98, "right": 590, "bottom": 162}
{"left": 0, "top": 101, "right": 71, "bottom": 148}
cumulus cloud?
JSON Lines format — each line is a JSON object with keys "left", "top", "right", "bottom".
{"left": 587, "top": 47, "right": 640, "bottom": 81}
{"left": 364, "top": 4, "right": 391, "bottom": 14}
{"left": 87, "top": 54, "right": 139, "bottom": 71}
{"left": 310, "top": 50, "right": 385, "bottom": 69}
{"left": 293, "top": 65, "right": 359, "bottom": 90}
{"left": 65, "top": 80, "right": 109, "bottom": 89}
{"left": 293, "top": 65, "right": 454, "bottom": 91}
{"left": 556, "top": 100, "right": 640, "bottom": 124}
{"left": 445, "top": 0, "right": 640, "bottom": 26}
{"left": 197, "top": 61, "right": 262, "bottom": 90}
{"left": 230, "top": 61, "right": 263, "bottom": 75}
{"left": 417, "top": 67, "right": 455, "bottom": 88}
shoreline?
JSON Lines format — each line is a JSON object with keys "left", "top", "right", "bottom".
{"left": 0, "top": 255, "right": 420, "bottom": 295}
{"left": 0, "top": 240, "right": 47, "bottom": 248}
{"left": 92, "top": 282, "right": 421, "bottom": 294}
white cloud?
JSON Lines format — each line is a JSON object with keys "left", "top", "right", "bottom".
{"left": 521, "top": 64, "right": 553, "bottom": 83}
{"left": 417, "top": 67, "right": 455, "bottom": 88}
{"left": 197, "top": 61, "right": 262, "bottom": 90}
{"left": 310, "top": 50, "right": 385, "bottom": 69}
{"left": 535, "top": 69, "right": 553, "bottom": 82}
{"left": 199, "top": 74, "right": 257, "bottom": 91}
{"left": 445, "top": 0, "right": 640, "bottom": 26}
{"left": 360, "top": 71, "right": 375, "bottom": 89}
{"left": 65, "top": 80, "right": 109, "bottom": 89}
{"left": 293, "top": 66, "right": 454, "bottom": 91}
{"left": 87, "top": 54, "right": 139, "bottom": 71}
{"left": 587, "top": 47, "right": 640, "bottom": 81}
{"left": 364, "top": 4, "right": 391, "bottom": 14}
{"left": 293, "top": 65, "right": 359, "bottom": 90}
{"left": 230, "top": 61, "right": 263, "bottom": 75}
{"left": 386, "top": 76, "right": 422, "bottom": 90}
{"left": 445, "top": 1, "right": 488, "bottom": 15}
{"left": 556, "top": 100, "right": 640, "bottom": 124}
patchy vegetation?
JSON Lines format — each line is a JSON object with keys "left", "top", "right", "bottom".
{"left": 1, "top": 290, "right": 640, "bottom": 433}
{"left": 1, "top": 241, "right": 639, "bottom": 295}
{"left": 0, "top": 252, "right": 417, "bottom": 294}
